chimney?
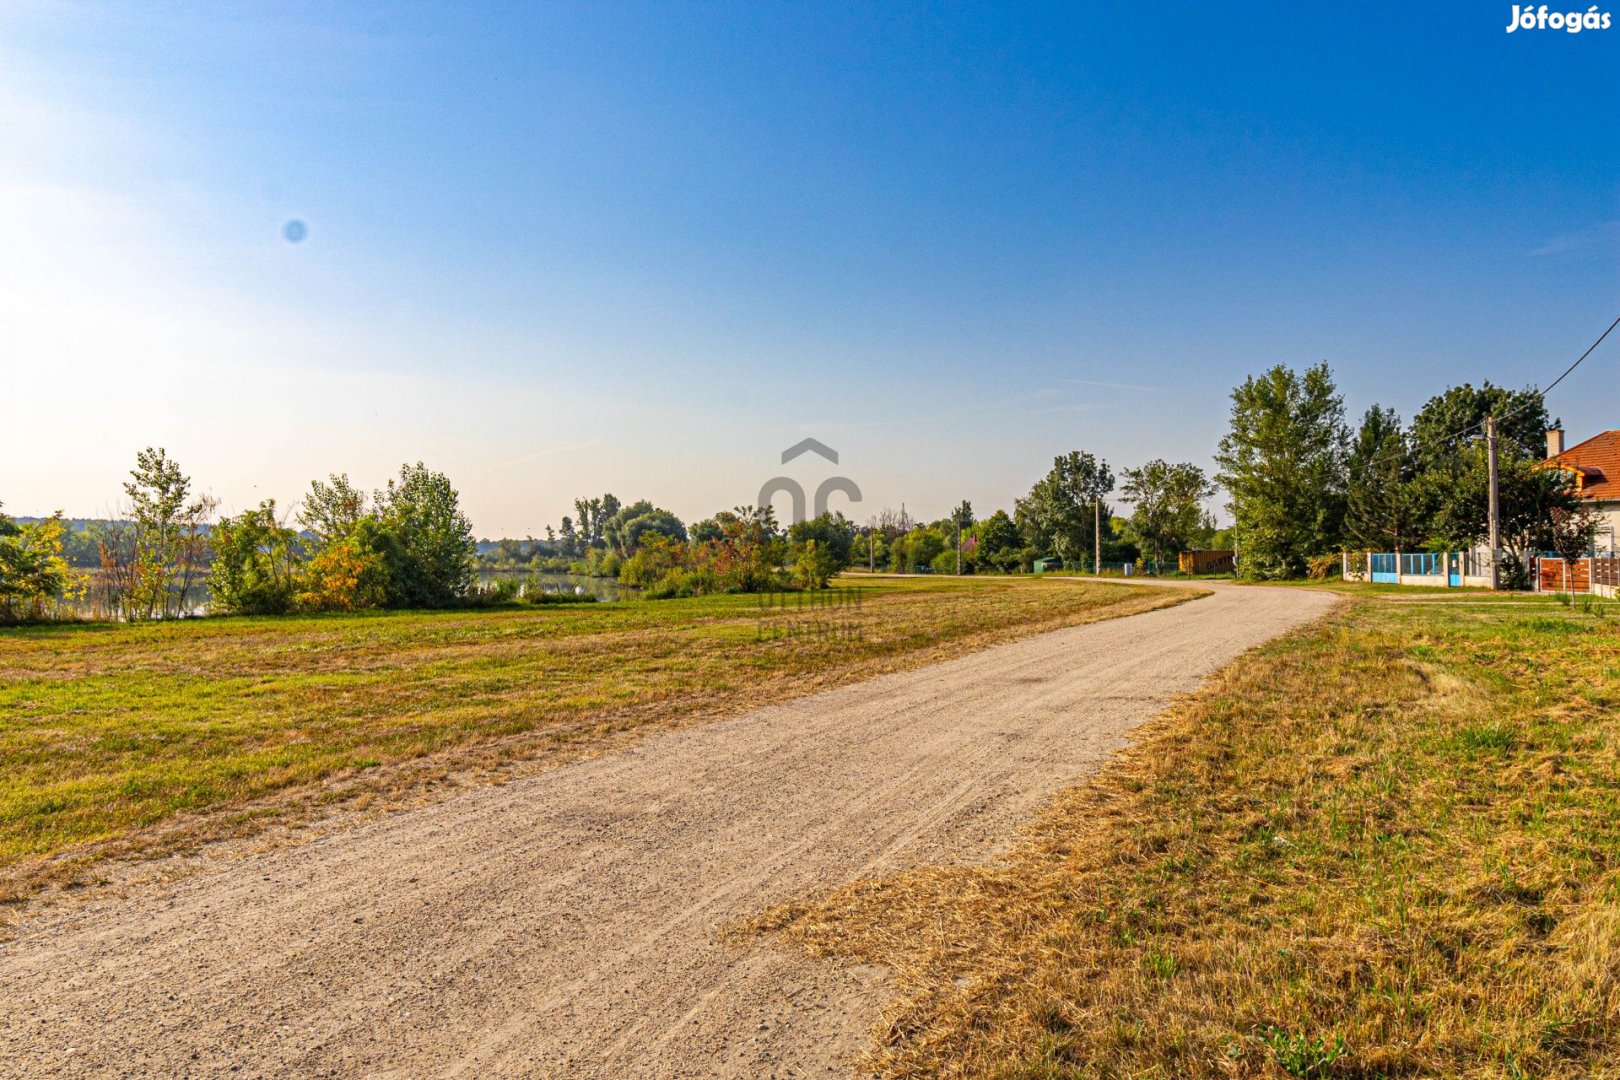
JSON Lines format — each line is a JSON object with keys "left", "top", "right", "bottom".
{"left": 1547, "top": 428, "right": 1565, "bottom": 458}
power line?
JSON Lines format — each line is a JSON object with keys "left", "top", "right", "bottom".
{"left": 1435, "top": 312, "right": 1620, "bottom": 446}
{"left": 1502, "top": 311, "right": 1620, "bottom": 426}
{"left": 1343, "top": 311, "right": 1620, "bottom": 488}
{"left": 1230, "top": 314, "right": 1620, "bottom": 483}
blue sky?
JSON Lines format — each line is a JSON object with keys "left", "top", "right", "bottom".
{"left": 2, "top": 1, "right": 1616, "bottom": 535}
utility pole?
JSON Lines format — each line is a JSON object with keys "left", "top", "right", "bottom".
{"left": 1094, "top": 497, "right": 1101, "bottom": 575}
{"left": 1486, "top": 415, "right": 1501, "bottom": 589}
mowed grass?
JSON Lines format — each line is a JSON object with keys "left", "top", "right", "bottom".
{"left": 761, "top": 599, "right": 1620, "bottom": 1078}
{"left": 0, "top": 576, "right": 1185, "bottom": 901}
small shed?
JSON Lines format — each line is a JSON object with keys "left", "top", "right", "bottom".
{"left": 1032, "top": 557, "right": 1062, "bottom": 574}
{"left": 1178, "top": 549, "right": 1235, "bottom": 575}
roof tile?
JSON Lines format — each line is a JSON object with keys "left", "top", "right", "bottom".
{"left": 1547, "top": 430, "right": 1620, "bottom": 501}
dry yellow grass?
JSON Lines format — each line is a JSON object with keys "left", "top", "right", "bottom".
{"left": 760, "top": 600, "right": 1620, "bottom": 1078}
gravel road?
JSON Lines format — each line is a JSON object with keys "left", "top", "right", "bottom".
{"left": 0, "top": 584, "right": 1335, "bottom": 1079}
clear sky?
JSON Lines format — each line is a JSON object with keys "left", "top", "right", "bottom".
{"left": 2, "top": 1, "right": 1616, "bottom": 535}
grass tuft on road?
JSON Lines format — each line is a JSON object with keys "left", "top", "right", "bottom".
{"left": 0, "top": 576, "right": 1187, "bottom": 905}
{"left": 761, "top": 599, "right": 1620, "bottom": 1078}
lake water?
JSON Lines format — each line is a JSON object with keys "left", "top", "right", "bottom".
{"left": 39, "top": 569, "right": 621, "bottom": 619}
{"left": 480, "top": 570, "right": 622, "bottom": 602}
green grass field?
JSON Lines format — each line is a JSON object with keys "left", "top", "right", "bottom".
{"left": 0, "top": 575, "right": 1187, "bottom": 903}
{"left": 766, "top": 596, "right": 1620, "bottom": 1078}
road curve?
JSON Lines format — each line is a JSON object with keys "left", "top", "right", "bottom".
{"left": 0, "top": 584, "right": 1336, "bottom": 1079}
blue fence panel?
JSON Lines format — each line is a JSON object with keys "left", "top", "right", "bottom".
{"left": 1370, "top": 553, "right": 1397, "bottom": 583}
{"left": 1401, "top": 552, "right": 1441, "bottom": 577}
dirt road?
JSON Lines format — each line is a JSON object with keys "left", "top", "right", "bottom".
{"left": 0, "top": 584, "right": 1335, "bottom": 1079}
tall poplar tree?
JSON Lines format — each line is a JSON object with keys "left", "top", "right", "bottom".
{"left": 1344, "top": 406, "right": 1420, "bottom": 554}
{"left": 1214, "top": 362, "right": 1349, "bottom": 579}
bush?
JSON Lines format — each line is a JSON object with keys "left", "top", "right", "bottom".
{"left": 523, "top": 589, "right": 599, "bottom": 605}
{"left": 792, "top": 538, "right": 842, "bottom": 589}
{"left": 890, "top": 527, "right": 947, "bottom": 573}
{"left": 618, "top": 535, "right": 686, "bottom": 588}
{"left": 574, "top": 548, "right": 621, "bottom": 579}
{"left": 1499, "top": 552, "right": 1532, "bottom": 591}
{"left": 210, "top": 501, "right": 299, "bottom": 615}
{"left": 1306, "top": 553, "right": 1342, "bottom": 581}
{"left": 0, "top": 510, "right": 82, "bottom": 623}
{"left": 294, "top": 532, "right": 388, "bottom": 613}
{"left": 788, "top": 513, "right": 856, "bottom": 581}
{"left": 463, "top": 576, "right": 522, "bottom": 607}
{"left": 644, "top": 567, "right": 721, "bottom": 598}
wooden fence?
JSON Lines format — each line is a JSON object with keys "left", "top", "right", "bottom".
{"left": 1538, "top": 557, "right": 1593, "bottom": 593}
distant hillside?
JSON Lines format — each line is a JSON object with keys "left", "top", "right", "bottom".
{"left": 10, "top": 517, "right": 132, "bottom": 531}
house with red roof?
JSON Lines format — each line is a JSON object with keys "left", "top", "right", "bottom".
{"left": 1544, "top": 429, "right": 1620, "bottom": 556}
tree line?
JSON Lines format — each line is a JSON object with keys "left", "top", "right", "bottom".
{"left": 1213, "top": 362, "right": 1590, "bottom": 581}
{"left": 537, "top": 450, "right": 1221, "bottom": 592}
{"left": 1, "top": 451, "right": 480, "bottom": 619}
{"left": 0, "top": 441, "right": 1223, "bottom": 621}
{"left": 360, "top": 361, "right": 1603, "bottom": 591}
{"left": 5, "top": 358, "right": 1585, "bottom": 621}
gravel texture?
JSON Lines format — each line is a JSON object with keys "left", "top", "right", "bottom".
{"left": 0, "top": 583, "right": 1335, "bottom": 1079}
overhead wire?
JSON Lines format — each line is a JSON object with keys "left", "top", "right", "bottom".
{"left": 1432, "top": 312, "right": 1620, "bottom": 446}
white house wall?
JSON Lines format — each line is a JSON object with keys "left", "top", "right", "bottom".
{"left": 1592, "top": 502, "right": 1620, "bottom": 555}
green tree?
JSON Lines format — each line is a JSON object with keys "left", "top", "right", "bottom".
{"left": 603, "top": 500, "right": 687, "bottom": 555}
{"left": 971, "top": 509, "right": 1022, "bottom": 573}
{"left": 0, "top": 506, "right": 80, "bottom": 622}
{"left": 374, "top": 462, "right": 476, "bottom": 607}
{"left": 790, "top": 540, "right": 839, "bottom": 589}
{"left": 1121, "top": 460, "right": 1215, "bottom": 569}
{"left": 1546, "top": 503, "right": 1598, "bottom": 566}
{"left": 299, "top": 473, "right": 368, "bottom": 545}
{"left": 849, "top": 523, "right": 889, "bottom": 572}
{"left": 1410, "top": 382, "right": 1552, "bottom": 465}
{"left": 890, "top": 527, "right": 948, "bottom": 573}
{"left": 617, "top": 533, "right": 691, "bottom": 590}
{"left": 1409, "top": 383, "right": 1572, "bottom": 557}
{"left": 624, "top": 510, "right": 686, "bottom": 552}
{"left": 210, "top": 500, "right": 300, "bottom": 615}
{"left": 700, "top": 506, "right": 784, "bottom": 592}
{"left": 1214, "top": 363, "right": 1349, "bottom": 579}
{"left": 1393, "top": 448, "right": 1572, "bottom": 564}
{"left": 1345, "top": 406, "right": 1420, "bottom": 554}
{"left": 572, "top": 500, "right": 595, "bottom": 547}
{"left": 572, "top": 494, "right": 620, "bottom": 548}
{"left": 788, "top": 512, "right": 856, "bottom": 586}
{"left": 122, "top": 447, "right": 214, "bottom": 618}
{"left": 1015, "top": 451, "right": 1114, "bottom": 571}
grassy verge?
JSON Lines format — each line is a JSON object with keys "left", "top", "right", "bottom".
{"left": 761, "top": 599, "right": 1620, "bottom": 1077}
{"left": 0, "top": 576, "right": 1188, "bottom": 904}
{"left": 1256, "top": 580, "right": 1505, "bottom": 596}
